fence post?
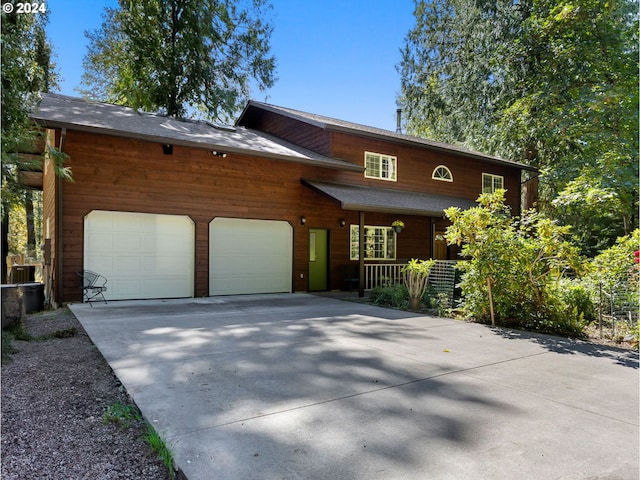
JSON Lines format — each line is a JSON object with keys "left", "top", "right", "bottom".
{"left": 598, "top": 283, "right": 603, "bottom": 339}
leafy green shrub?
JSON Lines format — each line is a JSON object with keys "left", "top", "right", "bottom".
{"left": 103, "top": 401, "right": 142, "bottom": 428}
{"left": 558, "top": 280, "right": 596, "bottom": 323}
{"left": 369, "top": 283, "right": 409, "bottom": 309}
{"left": 402, "top": 258, "right": 435, "bottom": 299}
{"left": 582, "top": 229, "right": 639, "bottom": 317}
{"left": 445, "top": 191, "right": 585, "bottom": 336}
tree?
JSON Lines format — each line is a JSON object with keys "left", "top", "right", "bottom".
{"left": 80, "top": 0, "right": 277, "bottom": 122}
{"left": 398, "top": 0, "right": 638, "bottom": 254}
{"left": 1, "top": 6, "right": 69, "bottom": 282}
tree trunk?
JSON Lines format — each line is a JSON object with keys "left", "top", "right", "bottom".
{"left": 487, "top": 277, "right": 495, "bottom": 327}
{"left": 1, "top": 202, "right": 9, "bottom": 284}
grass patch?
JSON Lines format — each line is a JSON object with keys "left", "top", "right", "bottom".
{"left": 143, "top": 423, "right": 175, "bottom": 479}
{"left": 1, "top": 322, "right": 33, "bottom": 365}
{"left": 49, "top": 327, "right": 78, "bottom": 339}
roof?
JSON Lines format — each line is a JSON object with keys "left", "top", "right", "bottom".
{"left": 30, "top": 94, "right": 363, "bottom": 172}
{"left": 302, "top": 179, "right": 477, "bottom": 216}
{"left": 239, "top": 101, "right": 537, "bottom": 172}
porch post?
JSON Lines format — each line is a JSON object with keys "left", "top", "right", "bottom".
{"left": 430, "top": 218, "right": 436, "bottom": 259}
{"left": 358, "top": 210, "right": 365, "bottom": 297}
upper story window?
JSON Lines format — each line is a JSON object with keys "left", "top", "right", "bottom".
{"left": 482, "top": 173, "right": 504, "bottom": 193}
{"left": 432, "top": 165, "right": 453, "bottom": 182}
{"left": 350, "top": 225, "right": 396, "bottom": 260}
{"left": 365, "top": 152, "right": 397, "bottom": 181}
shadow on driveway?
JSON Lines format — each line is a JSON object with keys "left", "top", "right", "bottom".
{"left": 71, "top": 294, "right": 639, "bottom": 480}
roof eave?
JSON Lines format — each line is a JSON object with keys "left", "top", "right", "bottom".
{"left": 339, "top": 202, "right": 443, "bottom": 217}
{"left": 323, "top": 123, "right": 537, "bottom": 172}
{"left": 32, "top": 117, "right": 363, "bottom": 172}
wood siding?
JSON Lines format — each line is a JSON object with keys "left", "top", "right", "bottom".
{"left": 56, "top": 131, "right": 361, "bottom": 301}
{"left": 239, "top": 110, "right": 333, "bottom": 157}
{"left": 328, "top": 132, "right": 522, "bottom": 209}
{"left": 52, "top": 113, "right": 525, "bottom": 302}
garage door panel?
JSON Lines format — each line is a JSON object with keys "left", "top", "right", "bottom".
{"left": 85, "top": 211, "right": 194, "bottom": 300}
{"left": 210, "top": 218, "right": 292, "bottom": 296}
{"left": 87, "top": 232, "right": 113, "bottom": 250}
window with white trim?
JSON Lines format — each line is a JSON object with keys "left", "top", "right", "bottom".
{"left": 365, "top": 152, "right": 397, "bottom": 181}
{"left": 350, "top": 225, "right": 396, "bottom": 260}
{"left": 432, "top": 165, "right": 453, "bottom": 182}
{"left": 482, "top": 173, "right": 504, "bottom": 193}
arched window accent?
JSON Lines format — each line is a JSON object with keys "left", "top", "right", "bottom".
{"left": 432, "top": 165, "right": 453, "bottom": 182}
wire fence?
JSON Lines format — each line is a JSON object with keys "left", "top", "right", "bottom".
{"left": 594, "top": 282, "right": 638, "bottom": 342}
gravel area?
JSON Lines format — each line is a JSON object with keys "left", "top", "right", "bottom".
{"left": 1, "top": 308, "right": 175, "bottom": 480}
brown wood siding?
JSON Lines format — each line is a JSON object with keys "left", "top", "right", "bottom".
{"left": 329, "top": 132, "right": 522, "bottom": 210}
{"left": 240, "top": 110, "right": 333, "bottom": 157}
{"left": 57, "top": 131, "right": 359, "bottom": 301}
{"left": 53, "top": 123, "right": 524, "bottom": 301}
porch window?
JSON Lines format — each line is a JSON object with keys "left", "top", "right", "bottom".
{"left": 365, "top": 152, "right": 397, "bottom": 181}
{"left": 350, "top": 225, "right": 396, "bottom": 260}
{"left": 482, "top": 173, "right": 504, "bottom": 193}
{"left": 432, "top": 165, "right": 453, "bottom": 182}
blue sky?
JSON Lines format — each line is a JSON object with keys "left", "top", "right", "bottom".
{"left": 45, "top": 0, "right": 416, "bottom": 132}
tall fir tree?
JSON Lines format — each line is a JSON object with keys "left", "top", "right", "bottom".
{"left": 80, "top": 0, "right": 277, "bottom": 122}
{"left": 398, "top": 0, "right": 638, "bottom": 255}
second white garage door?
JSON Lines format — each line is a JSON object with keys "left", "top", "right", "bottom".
{"left": 84, "top": 211, "right": 195, "bottom": 300}
{"left": 209, "top": 218, "right": 292, "bottom": 295}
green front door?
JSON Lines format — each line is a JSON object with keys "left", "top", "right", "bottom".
{"left": 309, "top": 229, "right": 328, "bottom": 291}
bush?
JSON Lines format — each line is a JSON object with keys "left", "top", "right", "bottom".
{"left": 582, "top": 229, "right": 639, "bottom": 319}
{"left": 445, "top": 191, "right": 586, "bottom": 336}
{"left": 558, "top": 280, "right": 596, "bottom": 323}
{"left": 369, "top": 283, "right": 409, "bottom": 309}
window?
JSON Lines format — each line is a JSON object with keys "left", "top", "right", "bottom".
{"left": 432, "top": 165, "right": 453, "bottom": 182}
{"left": 350, "top": 225, "right": 396, "bottom": 260}
{"left": 482, "top": 173, "right": 504, "bottom": 193}
{"left": 365, "top": 152, "right": 397, "bottom": 181}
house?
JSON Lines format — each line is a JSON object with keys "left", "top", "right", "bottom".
{"left": 31, "top": 93, "right": 536, "bottom": 306}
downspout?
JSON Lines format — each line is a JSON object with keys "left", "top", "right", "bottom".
{"left": 55, "top": 128, "right": 66, "bottom": 307}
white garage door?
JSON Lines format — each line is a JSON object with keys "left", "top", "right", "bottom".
{"left": 84, "top": 211, "right": 195, "bottom": 300}
{"left": 209, "top": 218, "right": 292, "bottom": 295}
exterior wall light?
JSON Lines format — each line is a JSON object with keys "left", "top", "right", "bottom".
{"left": 212, "top": 151, "right": 227, "bottom": 158}
{"left": 339, "top": 219, "right": 346, "bottom": 228}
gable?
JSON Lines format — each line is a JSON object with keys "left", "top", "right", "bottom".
{"left": 236, "top": 105, "right": 331, "bottom": 156}
{"left": 237, "top": 100, "right": 537, "bottom": 173}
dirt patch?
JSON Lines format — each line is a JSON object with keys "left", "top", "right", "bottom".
{"left": 1, "top": 308, "right": 174, "bottom": 480}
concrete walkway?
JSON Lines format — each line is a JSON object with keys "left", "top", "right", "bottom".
{"left": 70, "top": 294, "right": 639, "bottom": 480}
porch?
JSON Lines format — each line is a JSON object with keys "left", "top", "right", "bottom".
{"left": 360, "top": 260, "right": 460, "bottom": 307}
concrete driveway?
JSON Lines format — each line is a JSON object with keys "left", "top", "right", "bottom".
{"left": 70, "top": 294, "right": 639, "bottom": 480}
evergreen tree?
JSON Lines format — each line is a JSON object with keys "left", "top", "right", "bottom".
{"left": 80, "top": 0, "right": 277, "bottom": 122}
{"left": 398, "top": 0, "right": 638, "bottom": 254}
{"left": 1, "top": 7, "right": 67, "bottom": 281}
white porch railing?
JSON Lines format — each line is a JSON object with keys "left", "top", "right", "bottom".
{"left": 364, "top": 263, "right": 406, "bottom": 290}
{"left": 364, "top": 261, "right": 461, "bottom": 302}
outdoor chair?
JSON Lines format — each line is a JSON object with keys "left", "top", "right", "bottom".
{"left": 77, "top": 270, "right": 108, "bottom": 306}
{"left": 341, "top": 264, "right": 360, "bottom": 292}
